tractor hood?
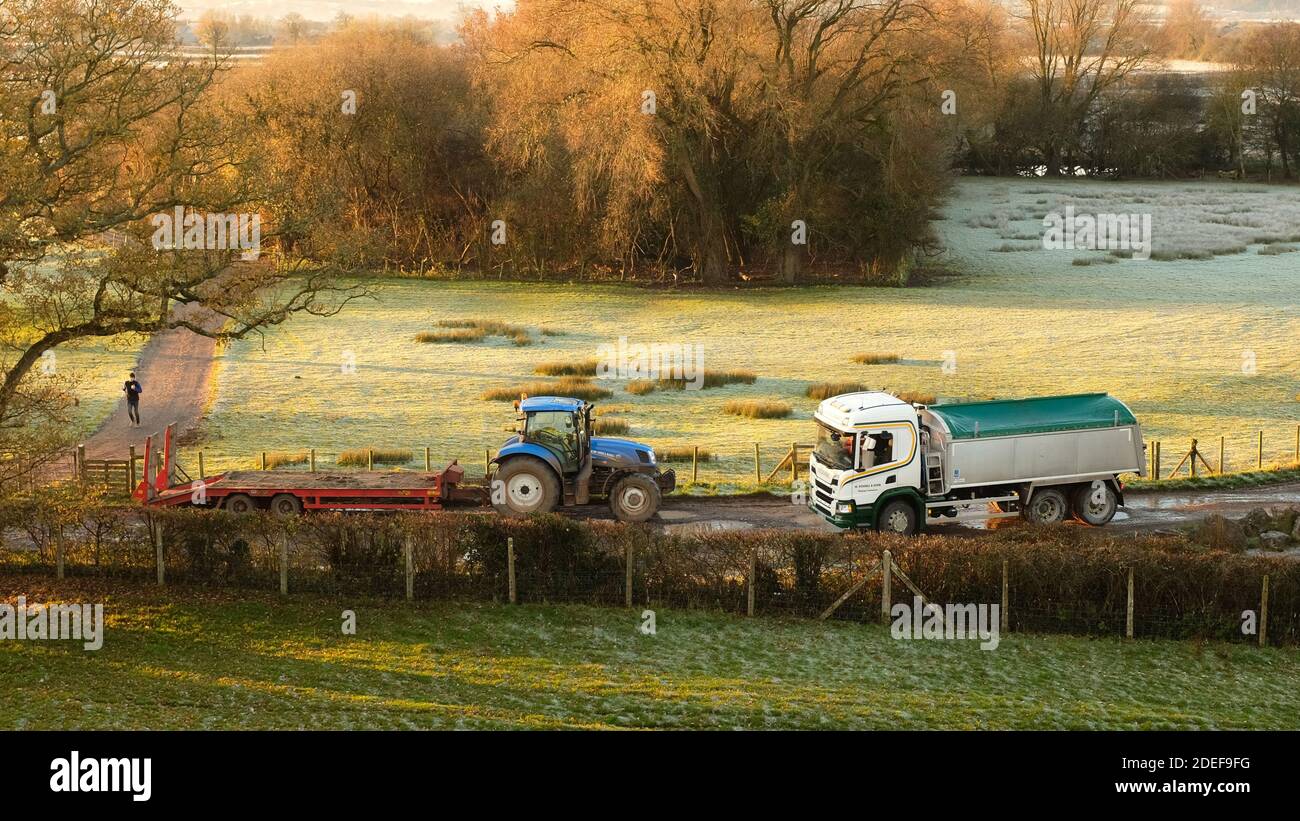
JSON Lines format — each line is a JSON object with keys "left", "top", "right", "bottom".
{"left": 590, "top": 437, "right": 655, "bottom": 468}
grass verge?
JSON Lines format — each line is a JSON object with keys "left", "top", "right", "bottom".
{"left": 3, "top": 578, "right": 1297, "bottom": 729}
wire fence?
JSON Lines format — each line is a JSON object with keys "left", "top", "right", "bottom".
{"left": 4, "top": 508, "right": 1296, "bottom": 646}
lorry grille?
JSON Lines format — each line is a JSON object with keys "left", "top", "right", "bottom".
{"left": 812, "top": 475, "right": 835, "bottom": 517}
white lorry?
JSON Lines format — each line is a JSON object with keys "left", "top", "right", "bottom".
{"left": 807, "top": 391, "right": 1146, "bottom": 534}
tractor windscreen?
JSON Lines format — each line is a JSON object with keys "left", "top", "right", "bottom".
{"left": 814, "top": 422, "right": 855, "bottom": 471}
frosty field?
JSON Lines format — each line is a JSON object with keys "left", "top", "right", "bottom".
{"left": 5, "top": 579, "right": 1298, "bottom": 729}
{"left": 118, "top": 178, "right": 1300, "bottom": 479}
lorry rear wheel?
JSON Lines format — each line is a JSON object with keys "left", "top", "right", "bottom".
{"left": 875, "top": 499, "right": 918, "bottom": 536}
{"left": 270, "top": 493, "right": 303, "bottom": 517}
{"left": 493, "top": 457, "right": 560, "bottom": 517}
{"left": 1071, "top": 482, "right": 1117, "bottom": 526}
{"left": 223, "top": 493, "right": 257, "bottom": 514}
{"left": 610, "top": 474, "right": 660, "bottom": 523}
{"left": 1024, "top": 488, "right": 1068, "bottom": 524}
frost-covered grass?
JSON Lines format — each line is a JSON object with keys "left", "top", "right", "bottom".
{"left": 4, "top": 580, "right": 1297, "bottom": 729}
{"left": 180, "top": 178, "right": 1300, "bottom": 479}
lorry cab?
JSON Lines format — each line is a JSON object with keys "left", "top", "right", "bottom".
{"left": 809, "top": 392, "right": 923, "bottom": 530}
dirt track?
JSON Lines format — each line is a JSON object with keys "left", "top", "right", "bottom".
{"left": 82, "top": 302, "right": 222, "bottom": 460}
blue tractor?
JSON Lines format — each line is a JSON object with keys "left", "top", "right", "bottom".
{"left": 492, "top": 396, "right": 676, "bottom": 522}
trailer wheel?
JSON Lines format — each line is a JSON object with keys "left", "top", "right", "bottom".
{"left": 270, "top": 493, "right": 303, "bottom": 517}
{"left": 875, "top": 499, "right": 918, "bottom": 536}
{"left": 610, "top": 474, "right": 661, "bottom": 523}
{"left": 223, "top": 493, "right": 257, "bottom": 514}
{"left": 493, "top": 457, "right": 560, "bottom": 517}
{"left": 1023, "top": 488, "right": 1068, "bottom": 524}
{"left": 1071, "top": 481, "right": 1117, "bottom": 526}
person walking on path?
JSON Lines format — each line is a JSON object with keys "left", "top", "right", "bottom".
{"left": 124, "top": 372, "right": 143, "bottom": 427}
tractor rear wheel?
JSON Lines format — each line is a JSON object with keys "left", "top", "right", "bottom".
{"left": 609, "top": 474, "right": 661, "bottom": 523}
{"left": 223, "top": 493, "right": 257, "bottom": 514}
{"left": 493, "top": 457, "right": 560, "bottom": 517}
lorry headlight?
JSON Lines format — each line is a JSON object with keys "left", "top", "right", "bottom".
{"left": 835, "top": 501, "right": 855, "bottom": 515}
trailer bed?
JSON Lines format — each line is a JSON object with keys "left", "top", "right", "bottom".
{"left": 217, "top": 470, "right": 445, "bottom": 490}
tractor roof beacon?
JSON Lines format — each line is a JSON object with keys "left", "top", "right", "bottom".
{"left": 492, "top": 396, "right": 676, "bottom": 523}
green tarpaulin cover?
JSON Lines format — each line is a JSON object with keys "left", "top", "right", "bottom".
{"left": 928, "top": 393, "right": 1137, "bottom": 440}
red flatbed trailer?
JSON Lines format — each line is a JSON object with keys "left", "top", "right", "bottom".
{"left": 132, "top": 425, "right": 488, "bottom": 514}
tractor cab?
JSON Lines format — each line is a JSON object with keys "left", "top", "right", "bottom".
{"left": 492, "top": 395, "right": 675, "bottom": 522}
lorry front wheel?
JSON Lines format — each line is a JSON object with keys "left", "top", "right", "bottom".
{"left": 610, "top": 474, "right": 661, "bottom": 523}
{"left": 493, "top": 457, "right": 560, "bottom": 517}
{"left": 875, "top": 499, "right": 918, "bottom": 536}
{"left": 1024, "top": 488, "right": 1068, "bottom": 524}
{"left": 1071, "top": 482, "right": 1117, "bottom": 526}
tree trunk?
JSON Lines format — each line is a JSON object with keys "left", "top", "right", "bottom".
{"left": 778, "top": 242, "right": 803, "bottom": 285}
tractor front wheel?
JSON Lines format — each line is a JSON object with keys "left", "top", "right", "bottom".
{"left": 493, "top": 457, "right": 560, "bottom": 517}
{"left": 609, "top": 474, "right": 661, "bottom": 523}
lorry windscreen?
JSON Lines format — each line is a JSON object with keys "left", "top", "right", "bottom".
{"left": 814, "top": 423, "right": 855, "bottom": 471}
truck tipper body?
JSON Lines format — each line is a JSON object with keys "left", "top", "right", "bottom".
{"left": 808, "top": 391, "right": 1145, "bottom": 533}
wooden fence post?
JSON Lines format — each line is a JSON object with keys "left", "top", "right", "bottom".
{"left": 77, "top": 444, "right": 86, "bottom": 481}
{"left": 1219, "top": 436, "right": 1225, "bottom": 475}
{"left": 881, "top": 549, "right": 892, "bottom": 624}
{"left": 128, "top": 446, "right": 137, "bottom": 493}
{"left": 279, "top": 536, "right": 289, "bottom": 595}
{"left": 790, "top": 442, "right": 798, "bottom": 483}
{"left": 367, "top": 449, "right": 374, "bottom": 471}
{"left": 55, "top": 527, "right": 65, "bottom": 580}
{"left": 747, "top": 553, "right": 757, "bottom": 617}
{"left": 1259, "top": 574, "right": 1269, "bottom": 647}
{"left": 753, "top": 443, "right": 761, "bottom": 483}
{"left": 308, "top": 449, "right": 315, "bottom": 472}
{"left": 624, "top": 543, "right": 634, "bottom": 608}
{"left": 155, "top": 522, "right": 165, "bottom": 586}
{"left": 1153, "top": 441, "right": 1161, "bottom": 480}
{"left": 484, "top": 448, "right": 490, "bottom": 476}
{"left": 1294, "top": 425, "right": 1298, "bottom": 464}
{"left": 1257, "top": 430, "right": 1264, "bottom": 469}
{"left": 198, "top": 449, "right": 206, "bottom": 479}
{"left": 424, "top": 447, "right": 431, "bottom": 472}
{"left": 260, "top": 451, "right": 266, "bottom": 470}
{"left": 405, "top": 535, "right": 414, "bottom": 602}
{"left": 1125, "top": 566, "right": 1134, "bottom": 639}
{"left": 507, "top": 536, "right": 516, "bottom": 604}
{"left": 692, "top": 446, "right": 699, "bottom": 483}
{"left": 1000, "top": 559, "right": 1009, "bottom": 633}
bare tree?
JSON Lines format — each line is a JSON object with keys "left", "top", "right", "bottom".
{"left": 1019, "top": 0, "right": 1153, "bottom": 174}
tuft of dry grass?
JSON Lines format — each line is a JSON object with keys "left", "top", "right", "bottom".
{"left": 416, "top": 328, "right": 487, "bottom": 343}
{"left": 896, "top": 390, "right": 936, "bottom": 405}
{"left": 535, "top": 358, "right": 599, "bottom": 376}
{"left": 481, "top": 377, "right": 613, "bottom": 402}
{"left": 851, "top": 352, "right": 900, "bottom": 365}
{"left": 593, "top": 418, "right": 630, "bottom": 435}
{"left": 657, "top": 446, "right": 714, "bottom": 462}
{"left": 723, "top": 399, "right": 792, "bottom": 419}
{"left": 539, "top": 326, "right": 566, "bottom": 336}
{"left": 261, "top": 452, "right": 309, "bottom": 469}
{"left": 806, "top": 381, "right": 871, "bottom": 400}
{"left": 657, "top": 369, "right": 757, "bottom": 390}
{"left": 428, "top": 318, "right": 533, "bottom": 346}
{"left": 337, "top": 448, "right": 413, "bottom": 467}
{"left": 626, "top": 380, "right": 657, "bottom": 395}
{"left": 595, "top": 405, "right": 631, "bottom": 416}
